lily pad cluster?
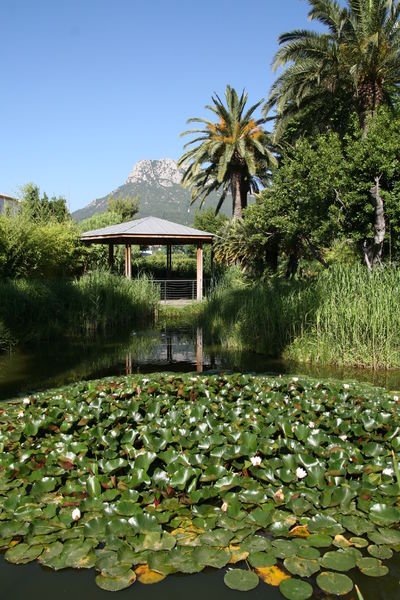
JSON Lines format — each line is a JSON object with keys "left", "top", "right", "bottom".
{"left": 0, "top": 373, "right": 400, "bottom": 597}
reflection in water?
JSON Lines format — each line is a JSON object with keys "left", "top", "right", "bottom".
{"left": 2, "top": 325, "right": 400, "bottom": 401}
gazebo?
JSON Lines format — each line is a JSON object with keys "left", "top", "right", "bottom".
{"left": 80, "top": 216, "right": 215, "bottom": 301}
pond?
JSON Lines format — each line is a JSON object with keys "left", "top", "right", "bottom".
{"left": 1, "top": 325, "right": 400, "bottom": 600}
{"left": 2, "top": 325, "right": 400, "bottom": 402}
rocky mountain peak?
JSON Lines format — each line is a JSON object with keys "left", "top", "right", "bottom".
{"left": 126, "top": 158, "right": 183, "bottom": 187}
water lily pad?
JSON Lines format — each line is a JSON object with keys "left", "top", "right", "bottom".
{"left": 367, "top": 544, "right": 393, "bottom": 559}
{"left": 316, "top": 571, "right": 354, "bottom": 595}
{"left": 255, "top": 565, "right": 291, "bottom": 586}
{"left": 283, "top": 556, "right": 320, "bottom": 577}
{"left": 321, "top": 550, "right": 356, "bottom": 572}
{"left": 224, "top": 569, "right": 259, "bottom": 591}
{"left": 297, "top": 546, "right": 320, "bottom": 559}
{"left": 357, "top": 557, "right": 389, "bottom": 577}
{"left": 280, "top": 578, "right": 313, "bottom": 600}
{"left": 135, "top": 564, "right": 165, "bottom": 584}
{"left": 95, "top": 569, "right": 136, "bottom": 591}
{"left": 305, "top": 534, "right": 332, "bottom": 548}
{"left": 248, "top": 551, "right": 276, "bottom": 568}
{"left": 349, "top": 537, "right": 369, "bottom": 548}
{"left": 5, "top": 543, "right": 43, "bottom": 564}
{"left": 369, "top": 503, "right": 400, "bottom": 526}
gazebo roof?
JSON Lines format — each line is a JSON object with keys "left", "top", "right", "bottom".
{"left": 81, "top": 216, "right": 215, "bottom": 245}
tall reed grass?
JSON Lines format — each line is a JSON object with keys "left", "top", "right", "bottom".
{"left": 202, "top": 265, "right": 400, "bottom": 369}
{"left": 0, "top": 271, "right": 159, "bottom": 350}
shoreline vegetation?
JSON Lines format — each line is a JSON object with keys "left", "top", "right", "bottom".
{"left": 0, "top": 271, "right": 159, "bottom": 351}
{"left": 164, "top": 265, "right": 400, "bottom": 371}
{"left": 2, "top": 264, "right": 400, "bottom": 371}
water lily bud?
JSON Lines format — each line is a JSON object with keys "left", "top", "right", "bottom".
{"left": 72, "top": 507, "right": 81, "bottom": 521}
{"left": 274, "top": 489, "right": 285, "bottom": 502}
{"left": 221, "top": 501, "right": 228, "bottom": 512}
{"left": 250, "top": 456, "right": 261, "bottom": 466}
{"left": 296, "top": 467, "right": 307, "bottom": 479}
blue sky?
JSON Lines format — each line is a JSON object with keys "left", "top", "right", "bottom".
{"left": 1, "top": 0, "right": 314, "bottom": 212}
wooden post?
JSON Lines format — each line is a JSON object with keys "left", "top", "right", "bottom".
{"left": 167, "top": 244, "right": 172, "bottom": 278}
{"left": 196, "top": 243, "right": 203, "bottom": 301}
{"left": 125, "top": 244, "right": 131, "bottom": 278}
{"left": 108, "top": 244, "right": 114, "bottom": 271}
{"left": 210, "top": 243, "right": 215, "bottom": 284}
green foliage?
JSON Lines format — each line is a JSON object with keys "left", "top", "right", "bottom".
{"left": 0, "top": 212, "right": 83, "bottom": 278}
{"left": 107, "top": 194, "right": 139, "bottom": 222}
{"left": 193, "top": 208, "right": 228, "bottom": 234}
{"left": 201, "top": 265, "right": 400, "bottom": 369}
{"left": 268, "top": 0, "right": 400, "bottom": 139}
{"left": 79, "top": 212, "right": 127, "bottom": 273}
{"left": 0, "top": 271, "right": 159, "bottom": 349}
{"left": 0, "top": 372, "right": 399, "bottom": 592}
{"left": 19, "top": 183, "right": 69, "bottom": 223}
{"left": 179, "top": 85, "right": 276, "bottom": 218}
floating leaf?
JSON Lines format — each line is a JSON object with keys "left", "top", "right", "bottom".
{"left": 279, "top": 578, "right": 313, "bottom": 600}
{"left": 256, "top": 565, "right": 291, "bottom": 586}
{"left": 283, "top": 556, "right": 320, "bottom": 577}
{"left": 367, "top": 544, "right": 393, "bottom": 560}
{"left": 316, "top": 571, "right": 353, "bottom": 595}
{"left": 5, "top": 543, "right": 43, "bottom": 564}
{"left": 248, "top": 552, "right": 276, "bottom": 568}
{"left": 95, "top": 569, "right": 136, "bottom": 591}
{"left": 357, "top": 557, "right": 389, "bottom": 577}
{"left": 224, "top": 569, "right": 259, "bottom": 591}
{"left": 321, "top": 550, "right": 356, "bottom": 572}
{"left": 135, "top": 564, "right": 165, "bottom": 584}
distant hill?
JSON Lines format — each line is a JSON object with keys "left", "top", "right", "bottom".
{"left": 72, "top": 159, "right": 233, "bottom": 224}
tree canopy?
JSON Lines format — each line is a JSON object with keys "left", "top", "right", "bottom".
{"left": 179, "top": 85, "right": 276, "bottom": 219}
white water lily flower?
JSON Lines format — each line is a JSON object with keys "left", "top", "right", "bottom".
{"left": 292, "top": 377, "right": 299, "bottom": 382}
{"left": 296, "top": 467, "right": 307, "bottom": 479}
{"left": 17, "top": 410, "right": 24, "bottom": 418}
{"left": 221, "top": 501, "right": 228, "bottom": 512}
{"left": 250, "top": 456, "right": 262, "bottom": 466}
{"left": 23, "top": 398, "right": 30, "bottom": 405}
{"left": 72, "top": 508, "right": 81, "bottom": 521}
{"left": 343, "top": 384, "right": 350, "bottom": 390}
{"left": 383, "top": 468, "right": 394, "bottom": 476}
{"left": 339, "top": 434, "right": 348, "bottom": 441}
{"left": 309, "top": 421, "right": 315, "bottom": 429}
{"left": 394, "top": 395, "right": 399, "bottom": 401}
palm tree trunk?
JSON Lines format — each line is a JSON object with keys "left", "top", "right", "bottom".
{"left": 231, "top": 171, "right": 242, "bottom": 219}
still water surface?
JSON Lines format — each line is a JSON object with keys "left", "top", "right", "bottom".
{"left": 1, "top": 326, "right": 400, "bottom": 599}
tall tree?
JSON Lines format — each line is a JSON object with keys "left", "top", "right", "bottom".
{"left": 179, "top": 85, "right": 276, "bottom": 219}
{"left": 267, "top": 0, "right": 400, "bottom": 139}
{"left": 107, "top": 194, "right": 139, "bottom": 222}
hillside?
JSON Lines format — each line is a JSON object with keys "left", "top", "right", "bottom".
{"left": 72, "top": 159, "right": 233, "bottom": 224}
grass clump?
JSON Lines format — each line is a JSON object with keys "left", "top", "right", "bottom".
{"left": 202, "top": 265, "right": 400, "bottom": 369}
{"left": 0, "top": 271, "right": 159, "bottom": 349}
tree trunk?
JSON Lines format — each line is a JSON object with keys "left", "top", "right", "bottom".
{"left": 285, "top": 252, "right": 299, "bottom": 279}
{"left": 231, "top": 171, "right": 242, "bottom": 219}
{"left": 363, "top": 175, "right": 385, "bottom": 270}
{"left": 356, "top": 80, "right": 384, "bottom": 137}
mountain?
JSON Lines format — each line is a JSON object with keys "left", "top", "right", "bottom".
{"left": 72, "top": 159, "right": 233, "bottom": 224}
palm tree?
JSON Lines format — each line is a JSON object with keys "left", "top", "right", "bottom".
{"left": 179, "top": 86, "right": 276, "bottom": 219}
{"left": 267, "top": 0, "right": 400, "bottom": 139}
